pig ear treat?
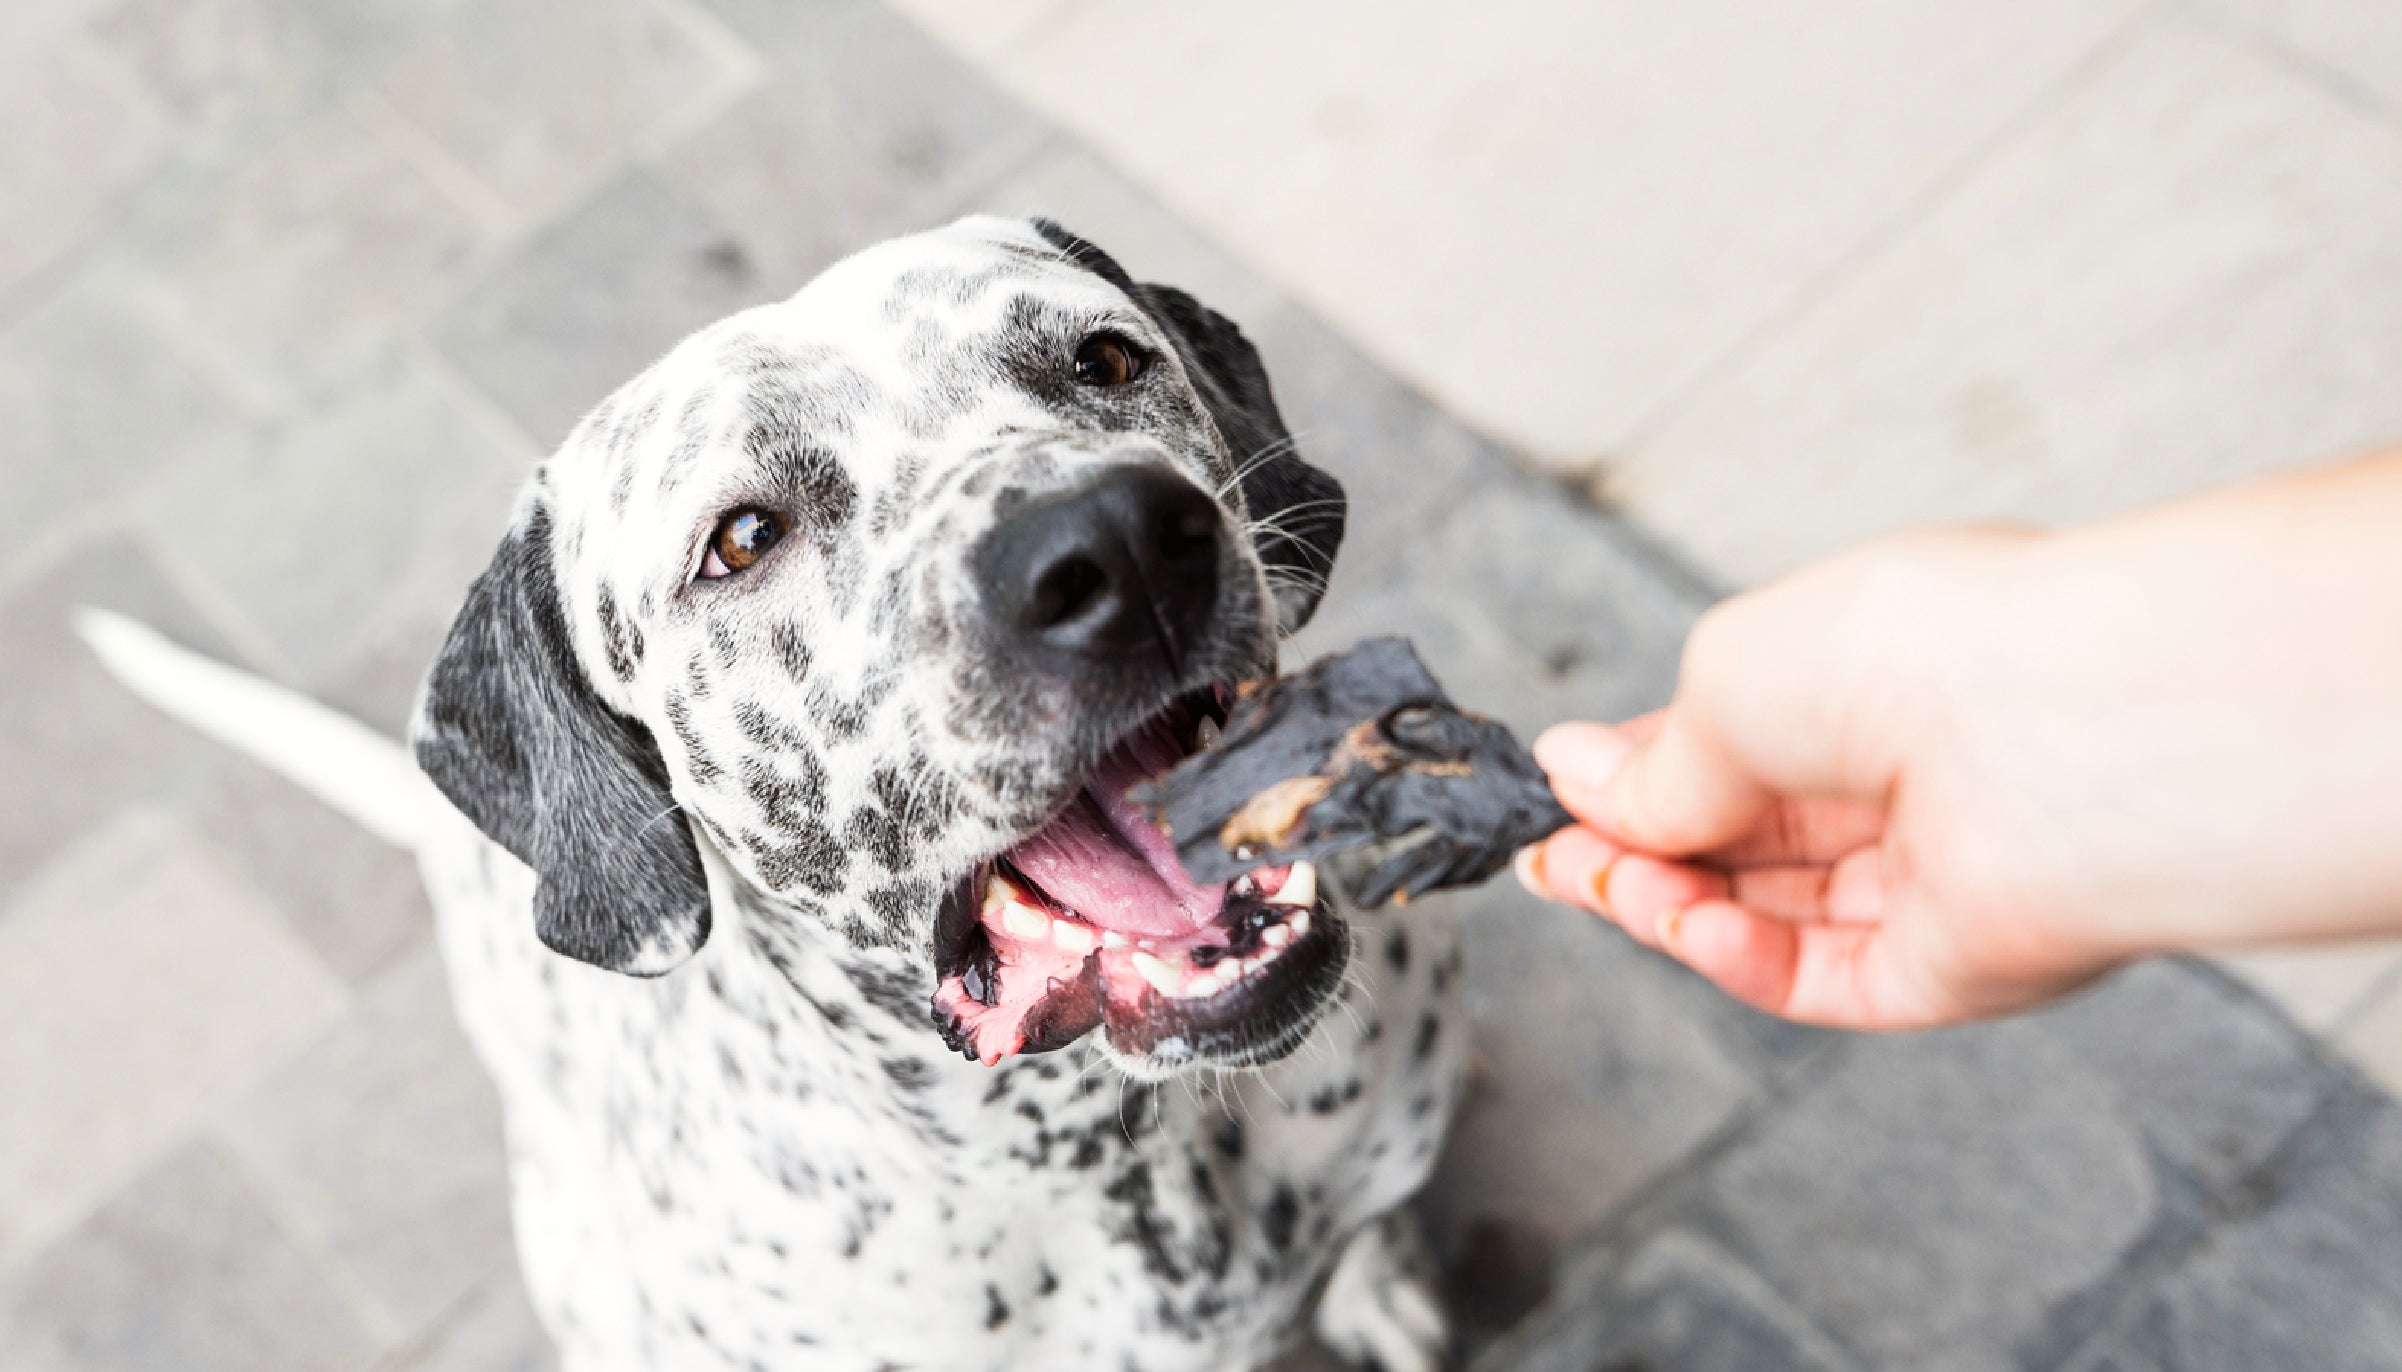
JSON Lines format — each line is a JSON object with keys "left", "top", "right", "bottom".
{"left": 1131, "top": 637, "right": 1573, "bottom": 907}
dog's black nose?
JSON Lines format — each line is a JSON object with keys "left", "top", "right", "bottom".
{"left": 974, "top": 466, "right": 1223, "bottom": 670}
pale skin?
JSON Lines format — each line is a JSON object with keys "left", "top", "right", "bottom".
{"left": 1515, "top": 449, "right": 2402, "bottom": 1031}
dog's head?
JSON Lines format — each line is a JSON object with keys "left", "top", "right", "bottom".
{"left": 414, "top": 216, "right": 1348, "bottom": 1076}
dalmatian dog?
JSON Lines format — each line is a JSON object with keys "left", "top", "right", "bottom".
{"left": 84, "top": 216, "right": 1467, "bottom": 1372}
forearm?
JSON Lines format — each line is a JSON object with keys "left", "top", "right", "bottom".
{"left": 1952, "top": 448, "right": 2402, "bottom": 955}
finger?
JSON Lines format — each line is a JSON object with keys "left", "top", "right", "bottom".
{"left": 1598, "top": 854, "right": 1728, "bottom": 947}
{"left": 1531, "top": 721, "right": 1634, "bottom": 831}
{"left": 1657, "top": 900, "right": 1948, "bottom": 1030}
{"left": 1707, "top": 797, "right": 1887, "bottom": 869}
{"left": 1725, "top": 847, "right": 1888, "bottom": 922}
{"left": 1515, "top": 825, "right": 1621, "bottom": 915}
{"left": 1595, "top": 706, "right": 1776, "bottom": 856}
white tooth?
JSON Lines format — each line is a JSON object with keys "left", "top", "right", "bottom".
{"left": 984, "top": 875, "right": 1016, "bottom": 909}
{"left": 1101, "top": 930, "right": 1129, "bottom": 949}
{"left": 1132, "top": 951, "right": 1183, "bottom": 995}
{"left": 1266, "top": 862, "right": 1317, "bottom": 909}
{"left": 1195, "top": 715, "right": 1221, "bottom": 750}
{"left": 1000, "top": 901, "right": 1051, "bottom": 940}
{"left": 1184, "top": 967, "right": 1223, "bottom": 998}
{"left": 1232, "top": 873, "right": 1258, "bottom": 898}
{"left": 1291, "top": 909, "right": 1311, "bottom": 936}
{"left": 1052, "top": 920, "right": 1097, "bottom": 955}
{"left": 1261, "top": 924, "right": 1292, "bottom": 949}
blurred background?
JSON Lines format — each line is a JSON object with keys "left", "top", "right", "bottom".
{"left": 7, "top": 1, "right": 2402, "bottom": 1368}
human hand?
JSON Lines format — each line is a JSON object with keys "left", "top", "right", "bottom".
{"left": 1514, "top": 457, "right": 2402, "bottom": 1029}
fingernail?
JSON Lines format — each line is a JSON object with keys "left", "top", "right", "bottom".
{"left": 1513, "top": 844, "right": 1547, "bottom": 897}
{"left": 1655, "top": 904, "right": 1688, "bottom": 952}
{"left": 1587, "top": 858, "right": 1617, "bottom": 915}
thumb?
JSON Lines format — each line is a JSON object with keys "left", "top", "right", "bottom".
{"left": 1569, "top": 708, "right": 1773, "bottom": 857}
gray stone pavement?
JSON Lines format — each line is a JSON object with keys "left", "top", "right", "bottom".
{"left": 3, "top": 2, "right": 2401, "bottom": 1370}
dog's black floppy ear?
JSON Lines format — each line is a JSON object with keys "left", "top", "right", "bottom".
{"left": 413, "top": 506, "right": 710, "bottom": 976}
{"left": 1031, "top": 218, "right": 1346, "bottom": 631}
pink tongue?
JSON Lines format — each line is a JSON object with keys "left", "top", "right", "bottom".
{"left": 1007, "top": 718, "right": 1227, "bottom": 938}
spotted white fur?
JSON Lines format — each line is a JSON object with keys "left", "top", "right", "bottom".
{"left": 86, "top": 216, "right": 1467, "bottom": 1372}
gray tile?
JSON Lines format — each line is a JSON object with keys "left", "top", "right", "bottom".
{"left": 0, "top": 35, "right": 171, "bottom": 298}
{"left": 428, "top": 167, "right": 767, "bottom": 444}
{"left": 2026, "top": 960, "right": 2349, "bottom": 1194}
{"left": 646, "top": 0, "right": 1050, "bottom": 286}
{"left": 977, "top": 0, "right": 2141, "bottom": 470}
{"left": 0, "top": 1140, "right": 381, "bottom": 1372}
{"left": 0, "top": 808, "right": 350, "bottom": 1272}
{"left": 190, "top": 754, "right": 434, "bottom": 985}
{"left": 120, "top": 106, "right": 487, "bottom": 407}
{"left": 1706, "top": 1024, "right": 2160, "bottom": 1371}
{"left": 1477, "top": 1229, "right": 1856, "bottom": 1372}
{"left": 1418, "top": 475, "right": 1709, "bottom": 716}
{"left": 2116, "top": 1095, "right": 2402, "bottom": 1372}
{"left": 2207, "top": 0, "right": 2402, "bottom": 114}
{"left": 89, "top": 0, "right": 429, "bottom": 164}
{"left": 138, "top": 349, "right": 533, "bottom": 692}
{"left": 373, "top": 0, "right": 754, "bottom": 228}
{"left": 682, "top": 0, "right": 866, "bottom": 59}
{"left": 1612, "top": 16, "right": 2402, "bottom": 586}
{"left": 217, "top": 948, "right": 514, "bottom": 1336}
{"left": 1416, "top": 880, "right": 1767, "bottom": 1334}
{"left": 0, "top": 546, "right": 242, "bottom": 902}
{"left": 399, "top": 1266, "right": 555, "bottom": 1372}
{"left": 0, "top": 273, "right": 250, "bottom": 591}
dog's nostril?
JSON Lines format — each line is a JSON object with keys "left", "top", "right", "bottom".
{"left": 1029, "top": 554, "right": 1109, "bottom": 630}
{"left": 1157, "top": 508, "right": 1217, "bottom": 565}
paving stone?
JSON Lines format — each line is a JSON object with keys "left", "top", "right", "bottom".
{"left": 685, "top": 0, "right": 864, "bottom": 55}
{"left": 1611, "top": 15, "right": 2402, "bottom": 585}
{"left": 90, "top": 0, "right": 429, "bottom": 164}
{"left": 981, "top": 140, "right": 1287, "bottom": 327}
{"left": 2027, "top": 960, "right": 2351, "bottom": 1195}
{"left": 0, "top": 545, "right": 245, "bottom": 902}
{"left": 2336, "top": 981, "right": 2402, "bottom": 1099}
{"left": 0, "top": 34, "right": 171, "bottom": 297}
{"left": 190, "top": 754, "right": 434, "bottom": 985}
{"left": 0, "top": 272, "right": 250, "bottom": 591}
{"left": 1416, "top": 879, "right": 1769, "bottom": 1337}
{"left": 120, "top": 106, "right": 487, "bottom": 408}
{"left": 217, "top": 948, "right": 514, "bottom": 1336}
{"left": 1477, "top": 1229, "right": 1857, "bottom": 1372}
{"left": 138, "top": 349, "right": 534, "bottom": 692}
{"left": 0, "top": 808, "right": 349, "bottom": 1272}
{"left": 0, "top": 1140, "right": 381, "bottom": 1372}
{"left": 881, "top": 0, "right": 1083, "bottom": 64}
{"left": 1418, "top": 475, "right": 1709, "bottom": 717}
{"left": 374, "top": 0, "right": 755, "bottom": 228}
{"left": 2206, "top": 0, "right": 2402, "bottom": 114}
{"left": 2216, "top": 941, "right": 2402, "bottom": 1035}
{"left": 646, "top": 0, "right": 1049, "bottom": 287}
{"left": 429, "top": 167, "right": 768, "bottom": 444}
{"left": 954, "top": 0, "right": 2140, "bottom": 471}
{"left": 2114, "top": 1094, "right": 2402, "bottom": 1372}
{"left": 1706, "top": 1022, "right": 2160, "bottom": 1371}
{"left": 399, "top": 1265, "right": 555, "bottom": 1372}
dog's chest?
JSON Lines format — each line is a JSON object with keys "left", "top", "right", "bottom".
{"left": 418, "top": 821, "right": 1465, "bottom": 1372}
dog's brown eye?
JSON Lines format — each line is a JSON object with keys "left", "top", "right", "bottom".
{"left": 699, "top": 508, "right": 787, "bottom": 580}
{"left": 1073, "top": 333, "right": 1146, "bottom": 387}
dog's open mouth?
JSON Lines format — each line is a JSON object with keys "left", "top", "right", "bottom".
{"left": 933, "top": 689, "right": 1348, "bottom": 1068}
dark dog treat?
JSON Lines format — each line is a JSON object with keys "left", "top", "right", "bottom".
{"left": 1133, "top": 637, "right": 1572, "bottom": 907}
